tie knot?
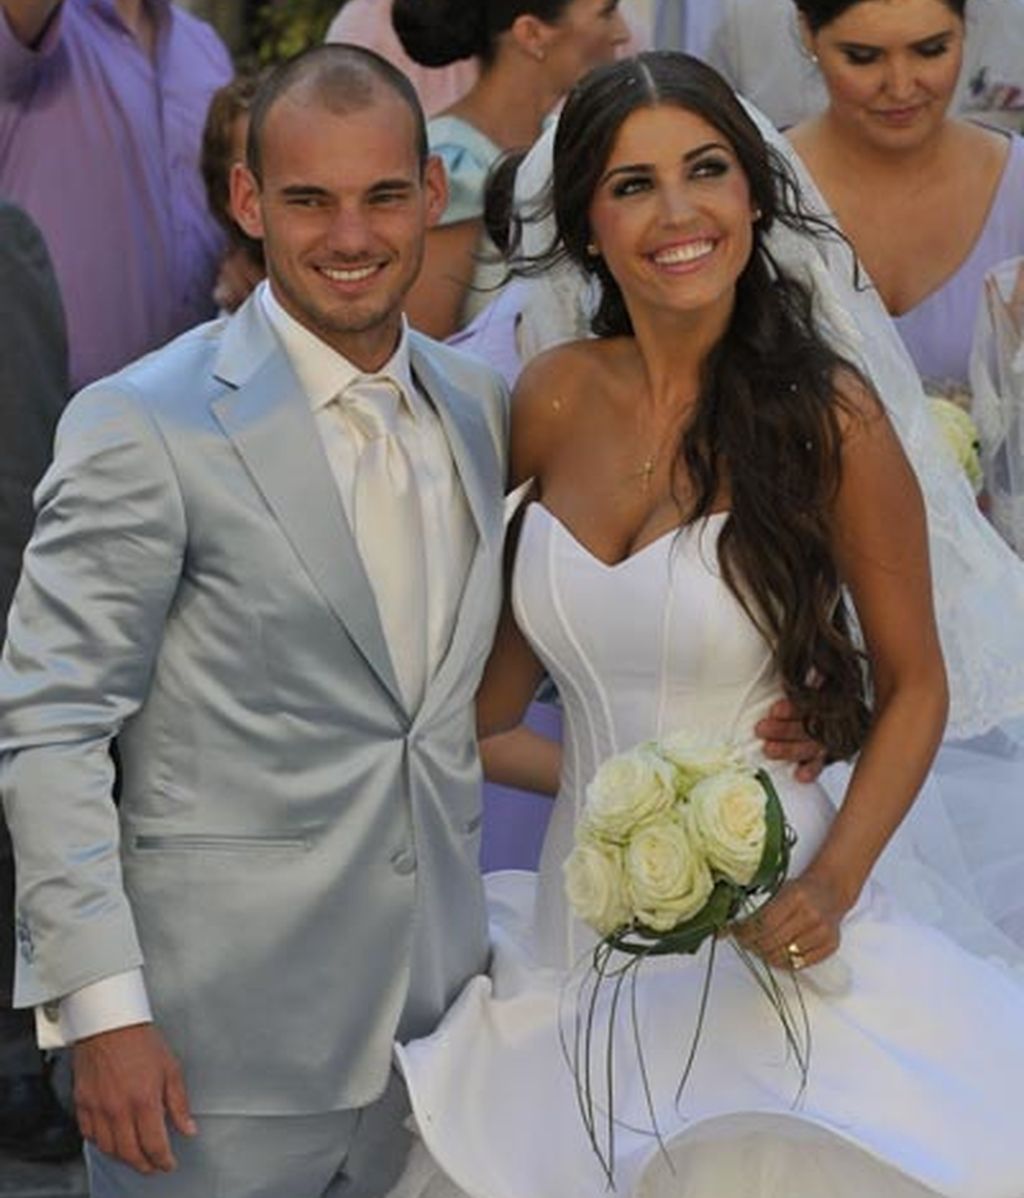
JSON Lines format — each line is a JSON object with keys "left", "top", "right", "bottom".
{"left": 340, "top": 375, "right": 403, "bottom": 440}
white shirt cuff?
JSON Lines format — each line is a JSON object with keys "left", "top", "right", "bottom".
{"left": 35, "top": 969, "right": 152, "bottom": 1049}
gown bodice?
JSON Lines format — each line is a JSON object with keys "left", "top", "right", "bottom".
{"left": 512, "top": 503, "right": 836, "bottom": 966}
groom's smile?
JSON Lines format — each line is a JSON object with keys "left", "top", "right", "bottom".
{"left": 232, "top": 83, "right": 447, "bottom": 372}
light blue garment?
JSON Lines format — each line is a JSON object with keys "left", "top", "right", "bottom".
{"left": 428, "top": 114, "right": 502, "bottom": 226}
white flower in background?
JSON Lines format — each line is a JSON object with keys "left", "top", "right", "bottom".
{"left": 564, "top": 839, "right": 631, "bottom": 936}
{"left": 657, "top": 732, "right": 745, "bottom": 795}
{"left": 689, "top": 770, "right": 768, "bottom": 886}
{"left": 584, "top": 746, "right": 677, "bottom": 844}
{"left": 929, "top": 395, "right": 984, "bottom": 494}
{"left": 625, "top": 815, "right": 713, "bottom": 932}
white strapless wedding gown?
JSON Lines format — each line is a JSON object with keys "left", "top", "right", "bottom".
{"left": 395, "top": 504, "right": 1024, "bottom": 1198}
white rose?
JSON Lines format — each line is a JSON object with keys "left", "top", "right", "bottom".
{"left": 564, "top": 840, "right": 631, "bottom": 936}
{"left": 689, "top": 770, "right": 768, "bottom": 886}
{"left": 929, "top": 395, "right": 983, "bottom": 494}
{"left": 624, "top": 814, "right": 714, "bottom": 932}
{"left": 657, "top": 732, "right": 744, "bottom": 796}
{"left": 583, "top": 746, "right": 677, "bottom": 843}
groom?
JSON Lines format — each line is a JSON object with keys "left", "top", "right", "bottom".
{"left": 0, "top": 46, "right": 506, "bottom": 1196}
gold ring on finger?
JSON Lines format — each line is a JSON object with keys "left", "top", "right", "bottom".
{"left": 786, "top": 941, "right": 806, "bottom": 970}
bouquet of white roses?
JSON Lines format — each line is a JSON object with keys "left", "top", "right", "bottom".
{"left": 562, "top": 732, "right": 803, "bottom": 1181}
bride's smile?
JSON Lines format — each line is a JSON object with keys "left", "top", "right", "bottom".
{"left": 586, "top": 104, "right": 757, "bottom": 322}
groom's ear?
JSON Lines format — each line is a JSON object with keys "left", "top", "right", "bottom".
{"left": 231, "top": 162, "right": 266, "bottom": 241}
{"left": 422, "top": 154, "right": 448, "bottom": 231}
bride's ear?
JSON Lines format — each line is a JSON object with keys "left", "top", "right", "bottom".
{"left": 796, "top": 14, "right": 819, "bottom": 64}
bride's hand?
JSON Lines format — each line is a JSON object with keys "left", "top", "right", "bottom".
{"left": 731, "top": 872, "right": 848, "bottom": 971}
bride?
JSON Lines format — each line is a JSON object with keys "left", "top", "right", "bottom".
{"left": 395, "top": 52, "right": 1024, "bottom": 1198}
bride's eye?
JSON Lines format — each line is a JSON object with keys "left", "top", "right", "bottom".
{"left": 690, "top": 155, "right": 730, "bottom": 180}
{"left": 610, "top": 174, "right": 652, "bottom": 198}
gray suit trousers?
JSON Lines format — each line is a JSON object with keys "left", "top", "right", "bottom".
{"left": 86, "top": 1068, "right": 413, "bottom": 1198}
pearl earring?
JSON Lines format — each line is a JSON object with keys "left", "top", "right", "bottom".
{"left": 586, "top": 242, "right": 600, "bottom": 258}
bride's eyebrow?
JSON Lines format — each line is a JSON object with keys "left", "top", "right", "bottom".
{"left": 598, "top": 141, "right": 732, "bottom": 185}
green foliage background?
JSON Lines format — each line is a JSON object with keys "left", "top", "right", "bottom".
{"left": 250, "top": 0, "right": 342, "bottom": 62}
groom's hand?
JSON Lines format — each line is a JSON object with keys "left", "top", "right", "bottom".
{"left": 73, "top": 1023, "right": 196, "bottom": 1174}
{"left": 755, "top": 698, "right": 827, "bottom": 783}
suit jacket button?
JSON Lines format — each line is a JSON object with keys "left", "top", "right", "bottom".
{"left": 42, "top": 1002, "right": 60, "bottom": 1023}
{"left": 391, "top": 848, "right": 416, "bottom": 876}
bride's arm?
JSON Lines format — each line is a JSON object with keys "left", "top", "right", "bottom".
{"left": 480, "top": 726, "right": 561, "bottom": 796}
{"left": 475, "top": 353, "right": 567, "bottom": 765}
{"left": 739, "top": 374, "right": 948, "bottom": 969}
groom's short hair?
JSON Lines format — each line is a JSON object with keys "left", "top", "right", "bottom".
{"left": 246, "top": 44, "right": 429, "bottom": 183}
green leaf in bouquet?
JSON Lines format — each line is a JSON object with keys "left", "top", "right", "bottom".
{"left": 609, "top": 881, "right": 739, "bottom": 957}
{"left": 748, "top": 768, "right": 793, "bottom": 892}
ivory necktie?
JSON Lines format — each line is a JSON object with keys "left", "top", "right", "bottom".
{"left": 340, "top": 375, "right": 427, "bottom": 710}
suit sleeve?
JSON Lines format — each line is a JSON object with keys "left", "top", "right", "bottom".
{"left": 0, "top": 382, "right": 187, "bottom": 1005}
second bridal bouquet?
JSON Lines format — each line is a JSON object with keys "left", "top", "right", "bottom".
{"left": 562, "top": 732, "right": 804, "bottom": 1181}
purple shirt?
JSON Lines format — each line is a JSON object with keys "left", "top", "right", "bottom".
{"left": 0, "top": 0, "right": 232, "bottom": 389}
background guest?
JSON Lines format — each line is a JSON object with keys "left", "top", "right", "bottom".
{"left": 702, "top": 0, "right": 1024, "bottom": 134}
{"left": 0, "top": 0, "right": 232, "bottom": 390}
{"left": 652, "top": 0, "right": 719, "bottom": 60}
{"left": 788, "top": 0, "right": 1024, "bottom": 392}
{"left": 394, "top": 0, "right": 631, "bottom": 339}
{"left": 201, "top": 70, "right": 269, "bottom": 313}
{"left": 0, "top": 201, "right": 75, "bottom": 1165}
{"left": 325, "top": 0, "right": 479, "bottom": 115}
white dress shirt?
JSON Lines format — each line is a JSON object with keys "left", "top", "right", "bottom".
{"left": 39, "top": 281, "right": 475, "bottom": 1047}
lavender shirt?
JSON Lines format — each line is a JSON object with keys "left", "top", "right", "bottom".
{"left": 0, "top": 0, "right": 232, "bottom": 390}
{"left": 895, "top": 134, "right": 1024, "bottom": 391}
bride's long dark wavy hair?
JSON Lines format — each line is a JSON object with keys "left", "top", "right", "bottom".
{"left": 548, "top": 52, "right": 871, "bottom": 759}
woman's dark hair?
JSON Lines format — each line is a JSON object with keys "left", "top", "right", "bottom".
{"left": 483, "top": 149, "right": 529, "bottom": 254}
{"left": 550, "top": 51, "right": 872, "bottom": 758}
{"left": 793, "top": 0, "right": 965, "bottom": 32}
{"left": 201, "top": 70, "right": 269, "bottom": 266}
{"left": 393, "top": 0, "right": 574, "bottom": 68}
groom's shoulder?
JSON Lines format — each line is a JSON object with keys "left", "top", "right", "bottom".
{"left": 52, "top": 316, "right": 241, "bottom": 465}
{"left": 408, "top": 327, "right": 506, "bottom": 397}
{"left": 117, "top": 315, "right": 231, "bottom": 402}
{"left": 75, "top": 315, "right": 229, "bottom": 412}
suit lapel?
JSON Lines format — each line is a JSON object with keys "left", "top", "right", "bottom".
{"left": 410, "top": 338, "right": 503, "bottom": 556}
{"left": 210, "top": 298, "right": 404, "bottom": 709}
{"left": 410, "top": 338, "right": 504, "bottom": 716}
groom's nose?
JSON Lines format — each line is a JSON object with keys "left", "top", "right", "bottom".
{"left": 324, "top": 202, "right": 376, "bottom": 256}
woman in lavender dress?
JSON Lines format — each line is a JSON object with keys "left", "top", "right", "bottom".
{"left": 787, "top": 0, "right": 1024, "bottom": 393}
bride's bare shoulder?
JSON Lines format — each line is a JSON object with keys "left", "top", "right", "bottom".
{"left": 514, "top": 337, "right": 614, "bottom": 393}
{"left": 509, "top": 339, "right": 621, "bottom": 482}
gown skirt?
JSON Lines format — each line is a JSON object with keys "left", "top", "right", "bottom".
{"left": 395, "top": 505, "right": 1024, "bottom": 1198}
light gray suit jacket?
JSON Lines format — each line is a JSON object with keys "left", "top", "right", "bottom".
{"left": 0, "top": 294, "right": 508, "bottom": 1115}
